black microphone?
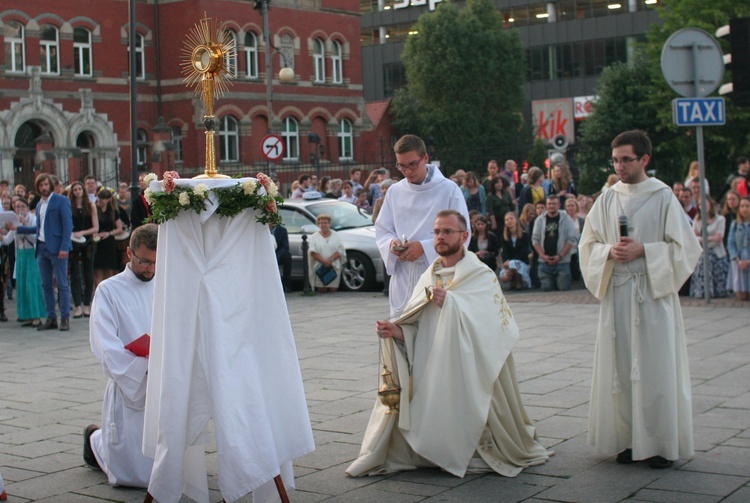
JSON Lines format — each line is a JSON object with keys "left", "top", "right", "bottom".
{"left": 619, "top": 215, "right": 628, "bottom": 239}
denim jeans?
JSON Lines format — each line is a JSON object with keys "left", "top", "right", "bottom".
{"left": 36, "top": 244, "right": 71, "bottom": 319}
{"left": 538, "top": 261, "right": 571, "bottom": 292}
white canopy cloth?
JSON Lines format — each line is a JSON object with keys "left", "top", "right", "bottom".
{"left": 143, "top": 178, "right": 314, "bottom": 503}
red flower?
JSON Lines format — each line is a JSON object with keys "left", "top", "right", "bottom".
{"left": 265, "top": 199, "right": 278, "bottom": 214}
{"left": 256, "top": 172, "right": 271, "bottom": 188}
{"left": 162, "top": 171, "right": 180, "bottom": 194}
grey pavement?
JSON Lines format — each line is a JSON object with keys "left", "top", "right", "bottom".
{"left": 0, "top": 287, "right": 749, "bottom": 502}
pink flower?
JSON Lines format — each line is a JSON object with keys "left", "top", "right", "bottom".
{"left": 265, "top": 200, "right": 278, "bottom": 214}
{"left": 256, "top": 172, "right": 271, "bottom": 188}
{"left": 162, "top": 171, "right": 180, "bottom": 194}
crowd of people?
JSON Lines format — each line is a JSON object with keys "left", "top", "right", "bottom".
{"left": 0, "top": 174, "right": 141, "bottom": 328}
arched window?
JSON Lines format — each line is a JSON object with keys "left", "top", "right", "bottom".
{"left": 282, "top": 117, "right": 299, "bottom": 161}
{"left": 128, "top": 33, "right": 146, "bottom": 79}
{"left": 331, "top": 40, "right": 343, "bottom": 84}
{"left": 40, "top": 25, "right": 59, "bottom": 75}
{"left": 171, "top": 126, "right": 183, "bottom": 162}
{"left": 313, "top": 38, "right": 325, "bottom": 83}
{"left": 279, "top": 34, "right": 295, "bottom": 74}
{"left": 6, "top": 21, "right": 25, "bottom": 73}
{"left": 74, "top": 28, "right": 93, "bottom": 77}
{"left": 224, "top": 30, "right": 238, "bottom": 77}
{"left": 338, "top": 118, "right": 353, "bottom": 160}
{"left": 136, "top": 129, "right": 148, "bottom": 167}
{"left": 244, "top": 32, "right": 258, "bottom": 79}
{"left": 219, "top": 116, "right": 239, "bottom": 162}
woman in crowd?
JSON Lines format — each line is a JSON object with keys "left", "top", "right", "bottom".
{"left": 486, "top": 175, "right": 515, "bottom": 236}
{"left": 338, "top": 181, "right": 356, "bottom": 204}
{"left": 518, "top": 203, "right": 537, "bottom": 234}
{"left": 499, "top": 211, "right": 531, "bottom": 290}
{"left": 518, "top": 166, "right": 545, "bottom": 209}
{"left": 318, "top": 176, "right": 332, "bottom": 197}
{"left": 2, "top": 198, "right": 46, "bottom": 327}
{"left": 69, "top": 181, "right": 99, "bottom": 317}
{"left": 371, "top": 179, "right": 393, "bottom": 223}
{"left": 691, "top": 197, "right": 729, "bottom": 298}
{"left": 468, "top": 215, "right": 500, "bottom": 271}
{"left": 548, "top": 164, "right": 577, "bottom": 205}
{"left": 308, "top": 214, "right": 346, "bottom": 293}
{"left": 601, "top": 174, "right": 619, "bottom": 193}
{"left": 685, "top": 160, "right": 709, "bottom": 194}
{"left": 565, "top": 197, "right": 585, "bottom": 282}
{"left": 461, "top": 171, "right": 486, "bottom": 215}
{"left": 721, "top": 190, "right": 741, "bottom": 248}
{"left": 727, "top": 197, "right": 750, "bottom": 301}
{"left": 93, "top": 189, "right": 125, "bottom": 288}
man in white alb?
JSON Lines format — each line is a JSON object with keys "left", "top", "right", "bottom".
{"left": 84, "top": 223, "right": 158, "bottom": 487}
{"left": 579, "top": 130, "right": 701, "bottom": 469}
{"left": 375, "top": 134, "right": 469, "bottom": 317}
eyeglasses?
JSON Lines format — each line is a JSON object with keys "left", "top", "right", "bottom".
{"left": 396, "top": 156, "right": 424, "bottom": 171}
{"left": 433, "top": 228, "right": 464, "bottom": 237}
{"left": 608, "top": 156, "right": 642, "bottom": 167}
{"left": 131, "top": 250, "right": 156, "bottom": 268}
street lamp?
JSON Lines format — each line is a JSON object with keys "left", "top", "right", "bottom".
{"left": 257, "top": 0, "right": 294, "bottom": 134}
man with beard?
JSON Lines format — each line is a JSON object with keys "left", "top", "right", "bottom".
{"left": 83, "top": 223, "right": 158, "bottom": 487}
{"left": 347, "top": 210, "right": 551, "bottom": 478}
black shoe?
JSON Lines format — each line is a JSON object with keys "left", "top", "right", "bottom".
{"left": 616, "top": 448, "right": 635, "bottom": 464}
{"left": 648, "top": 456, "right": 674, "bottom": 469}
{"left": 20, "top": 320, "right": 34, "bottom": 327}
{"left": 59, "top": 318, "right": 70, "bottom": 331}
{"left": 37, "top": 318, "right": 58, "bottom": 331}
{"left": 83, "top": 424, "right": 101, "bottom": 470}
{"left": 0, "top": 313, "right": 7, "bottom": 322}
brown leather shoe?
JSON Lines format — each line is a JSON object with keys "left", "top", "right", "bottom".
{"left": 59, "top": 318, "right": 70, "bottom": 331}
{"left": 37, "top": 318, "right": 58, "bottom": 331}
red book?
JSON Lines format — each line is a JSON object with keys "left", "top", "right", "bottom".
{"left": 124, "top": 334, "right": 151, "bottom": 357}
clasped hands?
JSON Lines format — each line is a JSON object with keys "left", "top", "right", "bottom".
{"left": 609, "top": 236, "right": 644, "bottom": 263}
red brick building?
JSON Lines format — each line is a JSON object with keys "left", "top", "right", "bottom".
{"left": 0, "top": 0, "right": 382, "bottom": 190}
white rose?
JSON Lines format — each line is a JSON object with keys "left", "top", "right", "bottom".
{"left": 178, "top": 192, "right": 190, "bottom": 206}
{"left": 242, "top": 180, "right": 257, "bottom": 195}
{"left": 144, "top": 188, "right": 154, "bottom": 205}
{"left": 268, "top": 181, "right": 279, "bottom": 197}
{"left": 194, "top": 183, "right": 209, "bottom": 197}
{"left": 143, "top": 173, "right": 158, "bottom": 185}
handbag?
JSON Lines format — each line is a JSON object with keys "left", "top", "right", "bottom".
{"left": 315, "top": 265, "right": 337, "bottom": 285}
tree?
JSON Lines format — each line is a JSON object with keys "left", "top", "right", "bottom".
{"left": 391, "top": 0, "right": 529, "bottom": 174}
{"left": 527, "top": 139, "right": 548, "bottom": 170}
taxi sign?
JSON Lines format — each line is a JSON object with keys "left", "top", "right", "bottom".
{"left": 672, "top": 97, "right": 726, "bottom": 126}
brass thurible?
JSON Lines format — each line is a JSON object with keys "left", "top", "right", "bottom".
{"left": 378, "top": 365, "right": 401, "bottom": 414}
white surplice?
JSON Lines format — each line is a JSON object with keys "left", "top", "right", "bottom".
{"left": 143, "top": 179, "right": 314, "bottom": 503}
{"left": 89, "top": 265, "right": 154, "bottom": 487}
{"left": 579, "top": 178, "right": 701, "bottom": 461}
{"left": 375, "top": 164, "right": 470, "bottom": 316}
{"left": 346, "top": 251, "right": 551, "bottom": 478}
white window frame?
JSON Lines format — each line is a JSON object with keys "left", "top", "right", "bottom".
{"left": 73, "top": 28, "right": 93, "bottom": 77}
{"left": 244, "top": 31, "right": 258, "bottom": 79}
{"left": 171, "top": 126, "right": 183, "bottom": 162}
{"left": 313, "top": 38, "right": 325, "bottom": 83}
{"left": 6, "top": 21, "right": 25, "bottom": 73}
{"left": 128, "top": 33, "right": 145, "bottom": 79}
{"left": 282, "top": 117, "right": 299, "bottom": 161}
{"left": 136, "top": 129, "right": 148, "bottom": 167}
{"left": 219, "top": 116, "right": 239, "bottom": 162}
{"left": 224, "top": 30, "right": 237, "bottom": 77}
{"left": 331, "top": 40, "right": 343, "bottom": 84}
{"left": 40, "top": 25, "right": 59, "bottom": 75}
{"left": 338, "top": 118, "right": 353, "bottom": 160}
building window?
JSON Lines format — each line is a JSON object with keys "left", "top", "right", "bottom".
{"left": 128, "top": 33, "right": 146, "bottom": 79}
{"left": 40, "top": 25, "right": 59, "bottom": 75}
{"left": 331, "top": 40, "right": 343, "bottom": 84}
{"left": 172, "top": 126, "right": 183, "bottom": 162}
{"left": 338, "top": 119, "right": 353, "bottom": 160}
{"left": 136, "top": 129, "right": 148, "bottom": 167}
{"left": 282, "top": 117, "right": 299, "bottom": 161}
{"left": 219, "top": 116, "right": 239, "bottom": 162}
{"left": 5, "top": 21, "right": 25, "bottom": 73}
{"left": 313, "top": 38, "right": 325, "bottom": 83}
{"left": 74, "top": 28, "right": 93, "bottom": 77}
{"left": 245, "top": 32, "right": 258, "bottom": 79}
{"left": 383, "top": 62, "right": 406, "bottom": 98}
{"left": 224, "top": 30, "right": 237, "bottom": 77}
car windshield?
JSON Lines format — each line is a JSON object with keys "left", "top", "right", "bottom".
{"left": 306, "top": 202, "right": 373, "bottom": 231}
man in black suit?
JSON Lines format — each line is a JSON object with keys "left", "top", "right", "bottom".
{"left": 271, "top": 224, "right": 292, "bottom": 292}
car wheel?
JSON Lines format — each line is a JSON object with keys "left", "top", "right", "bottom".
{"left": 341, "top": 251, "right": 376, "bottom": 291}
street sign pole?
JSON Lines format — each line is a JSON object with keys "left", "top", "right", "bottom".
{"left": 696, "top": 124, "right": 710, "bottom": 303}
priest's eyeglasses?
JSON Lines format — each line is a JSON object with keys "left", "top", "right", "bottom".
{"left": 396, "top": 156, "right": 424, "bottom": 171}
{"left": 131, "top": 250, "right": 156, "bottom": 268}
{"left": 433, "top": 228, "right": 463, "bottom": 237}
{"left": 608, "top": 156, "right": 642, "bottom": 167}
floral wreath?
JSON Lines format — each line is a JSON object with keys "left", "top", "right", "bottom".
{"left": 143, "top": 171, "right": 283, "bottom": 227}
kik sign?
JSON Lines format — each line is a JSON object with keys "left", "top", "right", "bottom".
{"left": 532, "top": 98, "right": 574, "bottom": 143}
{"left": 672, "top": 98, "right": 726, "bottom": 126}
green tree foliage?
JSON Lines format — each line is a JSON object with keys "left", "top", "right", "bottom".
{"left": 527, "top": 139, "right": 548, "bottom": 170}
{"left": 391, "top": 0, "right": 529, "bottom": 174}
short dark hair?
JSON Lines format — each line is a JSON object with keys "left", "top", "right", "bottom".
{"left": 611, "top": 130, "right": 652, "bottom": 158}
{"left": 546, "top": 194, "right": 560, "bottom": 202}
{"left": 737, "top": 156, "right": 749, "bottom": 165}
{"left": 298, "top": 174, "right": 311, "bottom": 184}
{"left": 436, "top": 209, "right": 467, "bottom": 231}
{"left": 84, "top": 175, "right": 96, "bottom": 182}
{"left": 130, "top": 223, "right": 158, "bottom": 251}
{"left": 394, "top": 134, "right": 427, "bottom": 157}
{"left": 349, "top": 167, "right": 361, "bottom": 175}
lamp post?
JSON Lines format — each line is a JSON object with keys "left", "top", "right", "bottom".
{"left": 258, "top": 0, "right": 294, "bottom": 134}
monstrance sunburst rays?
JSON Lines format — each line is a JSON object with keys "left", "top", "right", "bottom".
{"left": 181, "top": 15, "right": 236, "bottom": 178}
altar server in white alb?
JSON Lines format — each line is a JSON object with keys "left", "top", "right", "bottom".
{"left": 375, "top": 134, "right": 470, "bottom": 317}
{"left": 348, "top": 210, "right": 551, "bottom": 478}
{"left": 84, "top": 223, "right": 158, "bottom": 487}
{"left": 579, "top": 130, "right": 701, "bottom": 469}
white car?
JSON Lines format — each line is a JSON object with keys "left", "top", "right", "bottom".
{"left": 278, "top": 197, "right": 384, "bottom": 291}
